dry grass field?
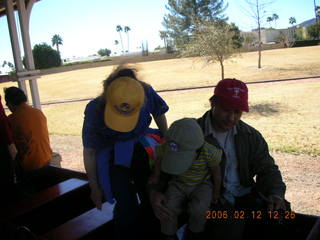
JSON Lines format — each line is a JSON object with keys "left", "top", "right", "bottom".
{"left": 42, "top": 79, "right": 319, "bottom": 154}
{"left": 39, "top": 74, "right": 320, "bottom": 155}
{"left": 1, "top": 46, "right": 320, "bottom": 102}
{"left": 1, "top": 46, "right": 319, "bottom": 216}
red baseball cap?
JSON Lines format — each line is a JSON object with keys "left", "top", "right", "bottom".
{"left": 214, "top": 78, "right": 249, "bottom": 112}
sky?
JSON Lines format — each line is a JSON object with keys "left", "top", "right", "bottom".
{"left": 0, "top": 0, "right": 318, "bottom": 72}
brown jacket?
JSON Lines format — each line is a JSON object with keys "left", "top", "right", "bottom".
{"left": 197, "top": 110, "right": 286, "bottom": 198}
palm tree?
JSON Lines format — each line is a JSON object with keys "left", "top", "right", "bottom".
{"left": 124, "top": 26, "right": 131, "bottom": 53}
{"left": 289, "top": 17, "right": 296, "bottom": 26}
{"left": 114, "top": 40, "right": 119, "bottom": 55}
{"left": 267, "top": 16, "right": 273, "bottom": 28}
{"left": 116, "top": 25, "right": 124, "bottom": 54}
{"left": 288, "top": 17, "right": 297, "bottom": 43}
{"left": 316, "top": 5, "right": 320, "bottom": 23}
{"left": 51, "top": 34, "right": 63, "bottom": 53}
{"left": 314, "top": 0, "right": 319, "bottom": 23}
{"left": 272, "top": 13, "right": 279, "bottom": 29}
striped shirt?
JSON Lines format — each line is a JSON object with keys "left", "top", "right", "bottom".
{"left": 158, "top": 141, "right": 222, "bottom": 186}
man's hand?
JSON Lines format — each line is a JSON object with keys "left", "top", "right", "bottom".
{"left": 90, "top": 187, "right": 103, "bottom": 210}
{"left": 149, "top": 190, "right": 172, "bottom": 221}
{"left": 267, "top": 195, "right": 286, "bottom": 211}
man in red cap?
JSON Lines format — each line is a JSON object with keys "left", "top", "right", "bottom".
{"left": 197, "top": 78, "right": 288, "bottom": 239}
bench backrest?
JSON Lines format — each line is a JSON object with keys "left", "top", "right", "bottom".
{"left": 1, "top": 178, "right": 88, "bottom": 219}
{"left": 41, "top": 202, "right": 114, "bottom": 240}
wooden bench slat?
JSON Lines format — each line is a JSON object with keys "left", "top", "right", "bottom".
{"left": 42, "top": 202, "right": 114, "bottom": 240}
{"left": 1, "top": 178, "right": 88, "bottom": 219}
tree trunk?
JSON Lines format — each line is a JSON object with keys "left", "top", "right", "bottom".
{"left": 257, "top": 0, "right": 262, "bottom": 68}
{"left": 119, "top": 33, "right": 124, "bottom": 54}
{"left": 126, "top": 33, "right": 129, "bottom": 52}
{"left": 258, "top": 40, "right": 261, "bottom": 68}
{"left": 219, "top": 60, "right": 224, "bottom": 80}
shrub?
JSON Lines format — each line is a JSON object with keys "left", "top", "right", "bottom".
{"left": 33, "top": 43, "right": 61, "bottom": 69}
{"left": 307, "top": 23, "right": 320, "bottom": 40}
{"left": 97, "top": 48, "right": 111, "bottom": 57}
{"left": 292, "top": 40, "right": 320, "bottom": 47}
{"left": 295, "top": 28, "right": 306, "bottom": 40}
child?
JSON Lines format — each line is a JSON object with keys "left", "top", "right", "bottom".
{"left": 149, "top": 118, "right": 222, "bottom": 240}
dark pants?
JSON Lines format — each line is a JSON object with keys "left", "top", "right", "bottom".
{"left": 110, "top": 142, "right": 160, "bottom": 240}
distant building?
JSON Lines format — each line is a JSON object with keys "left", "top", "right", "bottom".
{"left": 242, "top": 18, "right": 317, "bottom": 45}
{"left": 242, "top": 28, "right": 290, "bottom": 45}
{"left": 63, "top": 55, "right": 102, "bottom": 64}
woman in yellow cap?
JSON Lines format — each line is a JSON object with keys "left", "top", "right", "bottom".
{"left": 82, "top": 65, "right": 168, "bottom": 239}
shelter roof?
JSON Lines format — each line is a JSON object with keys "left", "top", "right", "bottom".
{"left": 0, "top": 0, "right": 41, "bottom": 18}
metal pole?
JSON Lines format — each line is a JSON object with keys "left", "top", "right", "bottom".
{"left": 17, "top": 0, "right": 41, "bottom": 110}
{"left": 4, "top": 0, "right": 28, "bottom": 96}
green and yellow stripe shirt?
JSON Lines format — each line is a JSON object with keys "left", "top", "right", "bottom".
{"left": 158, "top": 141, "right": 222, "bottom": 186}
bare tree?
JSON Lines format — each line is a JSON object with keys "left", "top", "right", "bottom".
{"left": 243, "top": 0, "right": 275, "bottom": 68}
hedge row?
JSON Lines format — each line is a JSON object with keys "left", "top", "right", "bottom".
{"left": 292, "top": 40, "right": 320, "bottom": 47}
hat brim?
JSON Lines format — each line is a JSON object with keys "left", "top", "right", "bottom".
{"left": 218, "top": 96, "right": 249, "bottom": 112}
{"left": 104, "top": 103, "right": 140, "bottom": 132}
{"left": 161, "top": 146, "right": 197, "bottom": 175}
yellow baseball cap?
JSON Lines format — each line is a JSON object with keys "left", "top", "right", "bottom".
{"left": 104, "top": 77, "right": 145, "bottom": 132}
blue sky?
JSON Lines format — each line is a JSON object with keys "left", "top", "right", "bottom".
{"left": 0, "top": 0, "right": 318, "bottom": 70}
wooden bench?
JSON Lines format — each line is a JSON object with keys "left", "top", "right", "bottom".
{"left": 1, "top": 178, "right": 95, "bottom": 235}
{"left": 41, "top": 202, "right": 115, "bottom": 240}
{"left": 1, "top": 178, "right": 88, "bottom": 219}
